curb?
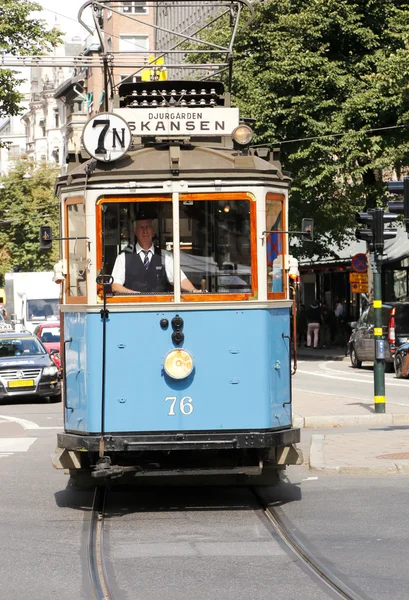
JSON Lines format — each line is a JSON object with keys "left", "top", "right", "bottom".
{"left": 293, "top": 413, "right": 409, "bottom": 429}
{"left": 309, "top": 434, "right": 409, "bottom": 475}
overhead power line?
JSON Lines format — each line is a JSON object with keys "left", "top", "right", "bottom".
{"left": 277, "top": 124, "right": 406, "bottom": 145}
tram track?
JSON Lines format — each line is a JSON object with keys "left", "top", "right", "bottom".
{"left": 88, "top": 487, "right": 114, "bottom": 600}
{"left": 253, "top": 489, "right": 371, "bottom": 600}
{"left": 86, "top": 484, "right": 370, "bottom": 600}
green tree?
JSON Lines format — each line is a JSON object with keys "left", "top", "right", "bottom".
{"left": 195, "top": 0, "right": 409, "bottom": 255}
{"left": 0, "top": 158, "right": 60, "bottom": 281}
{"left": 0, "top": 1, "right": 62, "bottom": 120}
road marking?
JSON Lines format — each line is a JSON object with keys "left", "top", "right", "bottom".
{"left": 294, "top": 386, "right": 409, "bottom": 407}
{"left": 0, "top": 415, "right": 62, "bottom": 430}
{"left": 0, "top": 438, "right": 37, "bottom": 452}
{"left": 0, "top": 415, "right": 40, "bottom": 429}
{"left": 297, "top": 369, "right": 409, "bottom": 388}
{"left": 321, "top": 361, "right": 405, "bottom": 384}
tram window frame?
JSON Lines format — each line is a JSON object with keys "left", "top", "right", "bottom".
{"left": 96, "top": 196, "right": 175, "bottom": 303}
{"left": 179, "top": 193, "right": 258, "bottom": 302}
{"left": 65, "top": 197, "right": 88, "bottom": 304}
{"left": 266, "top": 193, "right": 287, "bottom": 300}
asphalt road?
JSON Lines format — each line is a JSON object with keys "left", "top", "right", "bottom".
{"left": 0, "top": 384, "right": 408, "bottom": 599}
{"left": 294, "top": 357, "right": 409, "bottom": 407}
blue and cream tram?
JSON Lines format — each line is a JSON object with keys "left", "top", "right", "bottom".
{"left": 51, "top": 79, "right": 301, "bottom": 484}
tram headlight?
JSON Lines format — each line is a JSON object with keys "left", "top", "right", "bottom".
{"left": 164, "top": 349, "right": 194, "bottom": 379}
{"left": 232, "top": 124, "right": 254, "bottom": 147}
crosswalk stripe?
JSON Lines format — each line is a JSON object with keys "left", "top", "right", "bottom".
{"left": 0, "top": 438, "right": 37, "bottom": 452}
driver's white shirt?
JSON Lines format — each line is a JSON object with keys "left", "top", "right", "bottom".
{"left": 111, "top": 243, "right": 187, "bottom": 285}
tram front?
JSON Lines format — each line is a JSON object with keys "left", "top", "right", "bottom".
{"left": 52, "top": 82, "right": 301, "bottom": 484}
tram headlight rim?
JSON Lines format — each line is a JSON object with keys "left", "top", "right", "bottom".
{"left": 232, "top": 124, "right": 254, "bottom": 147}
{"left": 164, "top": 349, "right": 194, "bottom": 380}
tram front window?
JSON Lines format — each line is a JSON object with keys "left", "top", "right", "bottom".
{"left": 179, "top": 198, "right": 252, "bottom": 296}
{"left": 100, "top": 197, "right": 254, "bottom": 299}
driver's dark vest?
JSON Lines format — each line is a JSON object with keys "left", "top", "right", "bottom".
{"left": 123, "top": 247, "right": 170, "bottom": 293}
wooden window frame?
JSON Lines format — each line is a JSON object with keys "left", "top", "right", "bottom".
{"left": 96, "top": 195, "right": 174, "bottom": 304}
{"left": 179, "top": 192, "right": 258, "bottom": 303}
{"left": 65, "top": 197, "right": 87, "bottom": 305}
{"left": 266, "top": 193, "right": 287, "bottom": 300}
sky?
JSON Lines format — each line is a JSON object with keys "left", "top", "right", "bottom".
{"left": 12, "top": 1, "right": 94, "bottom": 95}
{"left": 32, "top": 0, "right": 94, "bottom": 41}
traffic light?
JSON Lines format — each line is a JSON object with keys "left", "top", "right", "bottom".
{"left": 387, "top": 176, "right": 409, "bottom": 236}
{"left": 355, "top": 208, "right": 397, "bottom": 250}
{"left": 301, "top": 218, "right": 314, "bottom": 241}
{"left": 39, "top": 226, "right": 52, "bottom": 250}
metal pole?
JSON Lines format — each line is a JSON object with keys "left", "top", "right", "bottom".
{"left": 372, "top": 251, "right": 385, "bottom": 413}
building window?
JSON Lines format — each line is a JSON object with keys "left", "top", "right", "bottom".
{"left": 121, "top": 2, "right": 148, "bottom": 14}
{"left": 54, "top": 109, "right": 59, "bottom": 128}
{"left": 8, "top": 145, "right": 20, "bottom": 158}
{"left": 120, "top": 74, "right": 142, "bottom": 83}
{"left": 39, "top": 119, "right": 46, "bottom": 137}
{"left": 119, "top": 35, "right": 149, "bottom": 53}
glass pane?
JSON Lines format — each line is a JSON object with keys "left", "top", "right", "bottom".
{"left": 266, "top": 198, "right": 283, "bottom": 293}
{"left": 178, "top": 199, "right": 252, "bottom": 295}
{"left": 67, "top": 203, "right": 87, "bottom": 297}
{"left": 102, "top": 200, "right": 175, "bottom": 297}
{"left": 27, "top": 299, "right": 59, "bottom": 321}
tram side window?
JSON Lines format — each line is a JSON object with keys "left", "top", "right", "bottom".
{"left": 178, "top": 199, "right": 252, "bottom": 295}
{"left": 265, "top": 198, "right": 284, "bottom": 294}
{"left": 67, "top": 203, "right": 87, "bottom": 297}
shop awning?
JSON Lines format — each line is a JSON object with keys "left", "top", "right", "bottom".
{"left": 299, "top": 226, "right": 409, "bottom": 267}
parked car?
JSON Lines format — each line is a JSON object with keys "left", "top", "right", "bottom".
{"left": 394, "top": 342, "right": 409, "bottom": 379}
{"left": 348, "top": 302, "right": 409, "bottom": 371}
{"left": 33, "top": 322, "right": 60, "bottom": 369}
{"left": 0, "top": 333, "right": 61, "bottom": 402}
{"left": 0, "top": 312, "right": 13, "bottom": 333}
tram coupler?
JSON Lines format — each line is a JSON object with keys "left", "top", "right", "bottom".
{"left": 92, "top": 456, "right": 125, "bottom": 479}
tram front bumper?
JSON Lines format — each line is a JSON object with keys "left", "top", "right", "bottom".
{"left": 52, "top": 428, "right": 302, "bottom": 473}
{"left": 56, "top": 428, "right": 300, "bottom": 452}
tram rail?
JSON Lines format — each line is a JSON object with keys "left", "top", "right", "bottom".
{"left": 88, "top": 487, "right": 114, "bottom": 600}
{"left": 253, "top": 489, "right": 370, "bottom": 600}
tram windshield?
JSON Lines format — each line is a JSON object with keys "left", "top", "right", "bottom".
{"left": 100, "top": 196, "right": 254, "bottom": 299}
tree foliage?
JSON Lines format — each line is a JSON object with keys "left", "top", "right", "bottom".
{"left": 0, "top": 158, "right": 60, "bottom": 282}
{"left": 0, "top": 0, "right": 62, "bottom": 118}
{"left": 197, "top": 0, "right": 409, "bottom": 255}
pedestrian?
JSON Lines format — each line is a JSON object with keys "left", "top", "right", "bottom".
{"left": 306, "top": 299, "right": 322, "bottom": 349}
{"left": 297, "top": 304, "right": 308, "bottom": 347}
{"left": 320, "top": 302, "right": 331, "bottom": 348}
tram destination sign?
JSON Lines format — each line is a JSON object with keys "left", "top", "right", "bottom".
{"left": 114, "top": 107, "right": 240, "bottom": 137}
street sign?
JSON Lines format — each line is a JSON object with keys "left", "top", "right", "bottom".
{"left": 351, "top": 253, "right": 367, "bottom": 273}
{"left": 351, "top": 282, "right": 368, "bottom": 294}
{"left": 350, "top": 271, "right": 368, "bottom": 293}
{"left": 349, "top": 272, "right": 368, "bottom": 283}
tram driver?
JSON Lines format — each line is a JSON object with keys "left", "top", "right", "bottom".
{"left": 111, "top": 213, "right": 200, "bottom": 295}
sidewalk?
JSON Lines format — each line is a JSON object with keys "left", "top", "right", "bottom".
{"left": 292, "top": 346, "right": 409, "bottom": 475}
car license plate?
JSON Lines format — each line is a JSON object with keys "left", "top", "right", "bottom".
{"left": 8, "top": 379, "right": 34, "bottom": 388}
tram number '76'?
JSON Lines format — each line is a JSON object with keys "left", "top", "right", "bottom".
{"left": 165, "top": 396, "right": 194, "bottom": 416}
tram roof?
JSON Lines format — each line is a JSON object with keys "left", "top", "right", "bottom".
{"left": 56, "top": 144, "right": 291, "bottom": 193}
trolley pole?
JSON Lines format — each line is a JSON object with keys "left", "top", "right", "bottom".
{"left": 372, "top": 250, "right": 385, "bottom": 413}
